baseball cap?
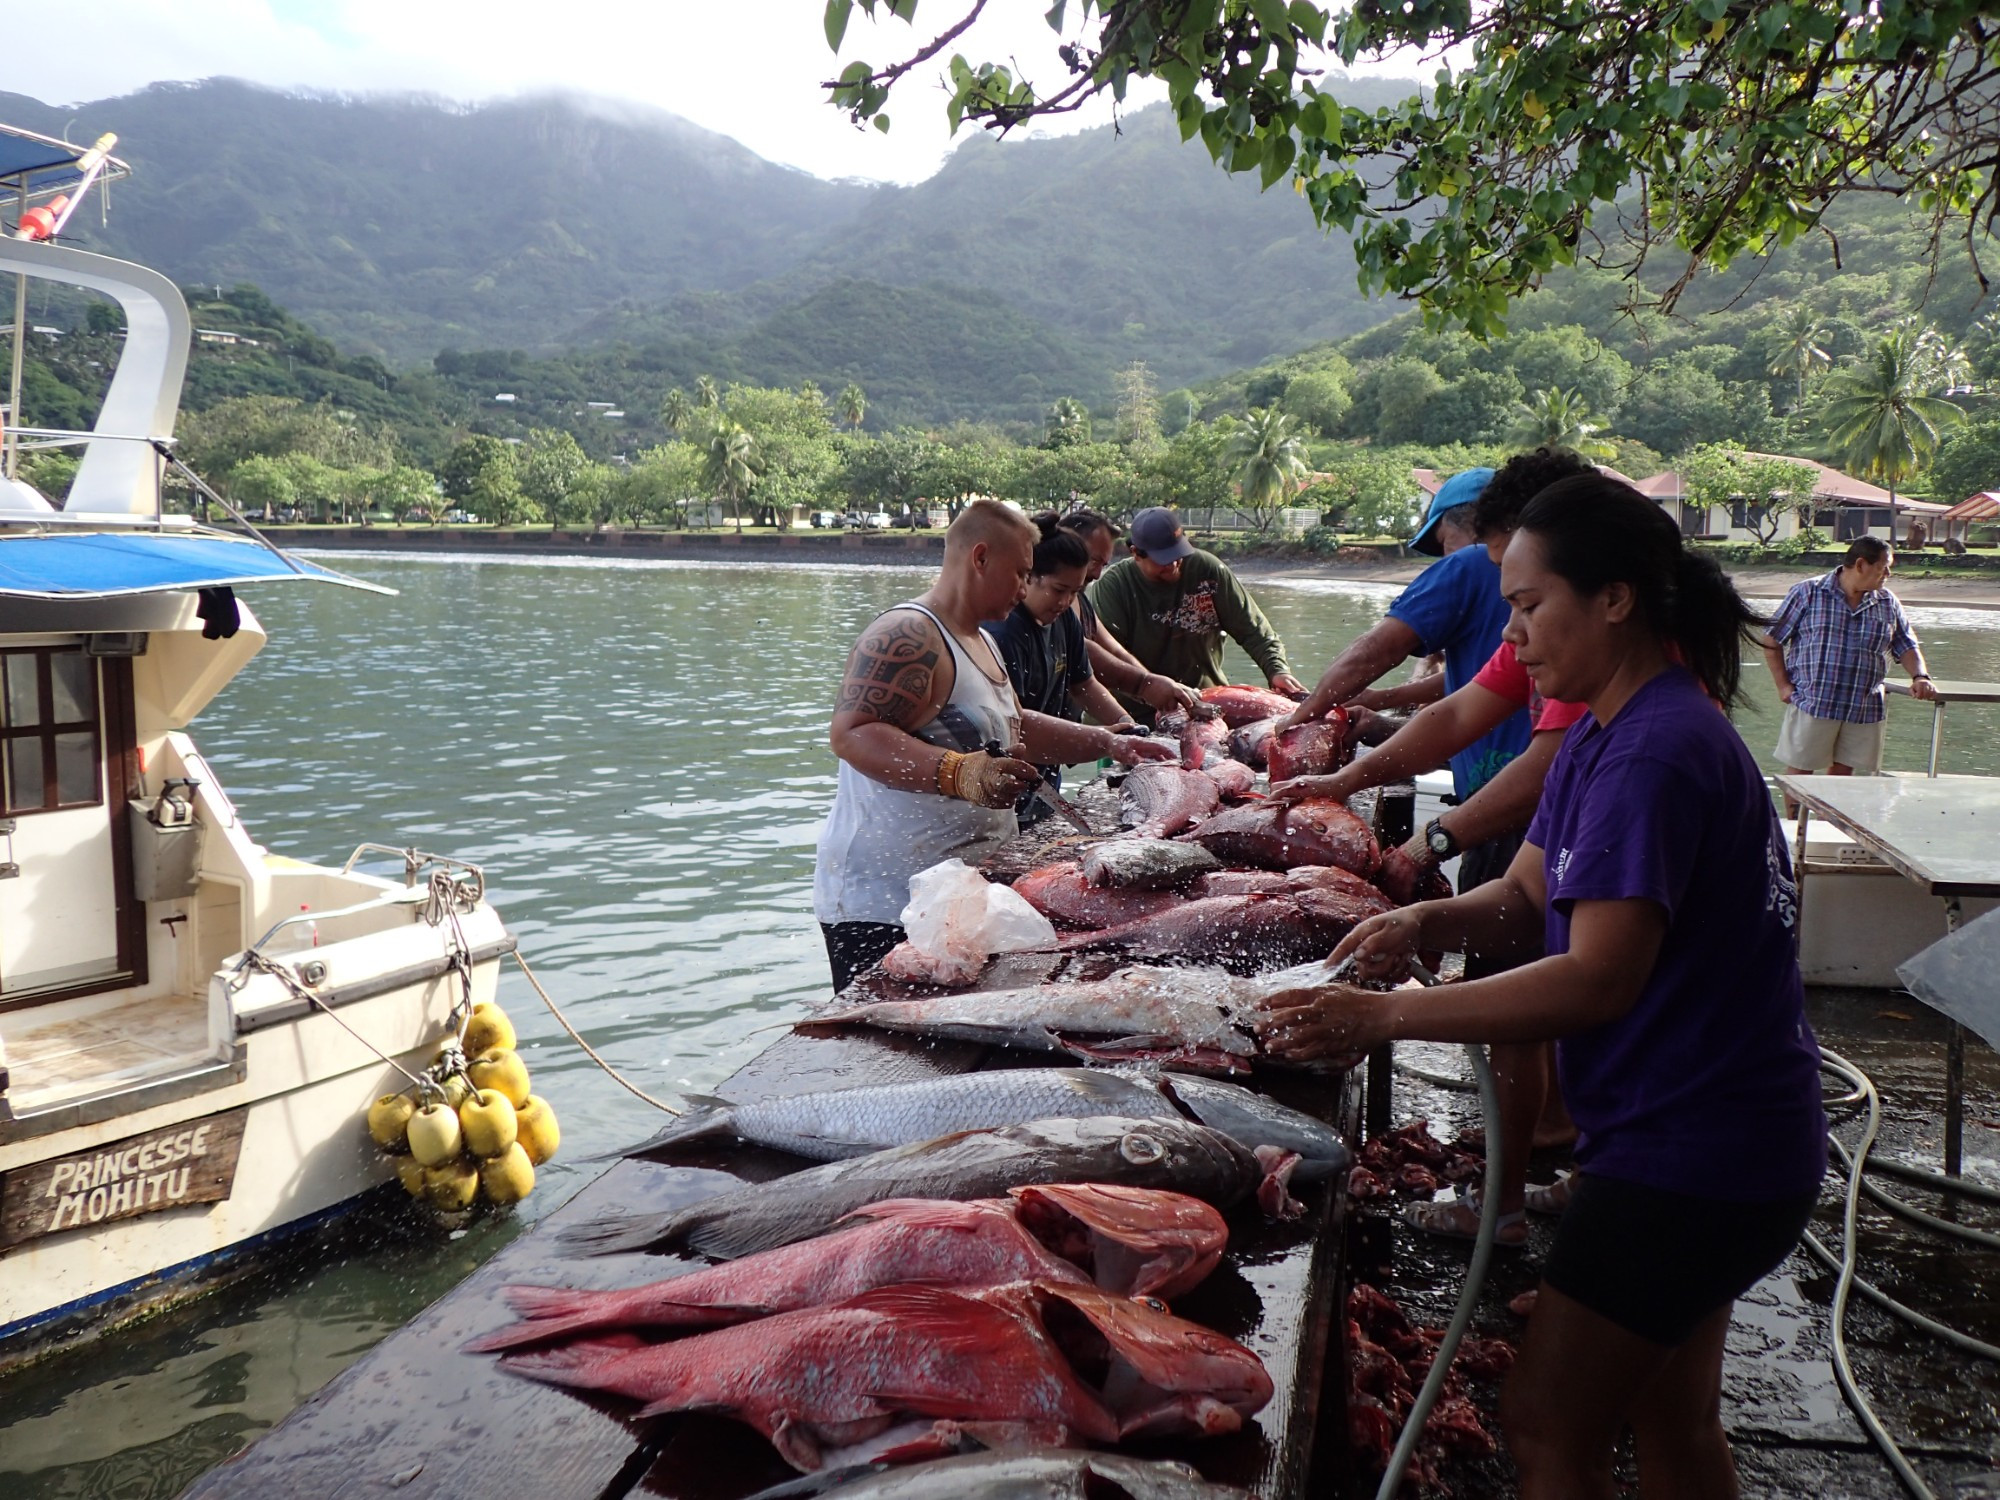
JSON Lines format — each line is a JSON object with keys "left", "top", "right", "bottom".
{"left": 1128, "top": 507, "right": 1195, "bottom": 563}
{"left": 1409, "top": 467, "right": 1495, "bottom": 557}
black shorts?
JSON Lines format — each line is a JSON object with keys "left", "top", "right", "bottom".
{"left": 1542, "top": 1172, "right": 1817, "bottom": 1346}
{"left": 1457, "top": 831, "right": 1526, "bottom": 980}
{"left": 820, "top": 921, "right": 905, "bottom": 993}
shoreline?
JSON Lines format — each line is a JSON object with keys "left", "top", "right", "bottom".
{"left": 277, "top": 526, "right": 2000, "bottom": 611}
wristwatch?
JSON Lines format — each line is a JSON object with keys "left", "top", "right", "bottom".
{"left": 1424, "top": 817, "right": 1460, "bottom": 861}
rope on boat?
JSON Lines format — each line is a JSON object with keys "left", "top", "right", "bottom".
{"left": 510, "top": 948, "right": 682, "bottom": 1116}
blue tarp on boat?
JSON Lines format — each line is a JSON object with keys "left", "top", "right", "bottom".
{"left": 0, "top": 533, "right": 393, "bottom": 599}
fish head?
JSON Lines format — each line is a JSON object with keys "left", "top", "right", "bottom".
{"left": 1004, "top": 1282, "right": 1273, "bottom": 1430}
{"left": 1008, "top": 1184, "right": 1227, "bottom": 1299}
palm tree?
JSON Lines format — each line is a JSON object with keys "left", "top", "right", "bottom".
{"left": 704, "top": 421, "right": 759, "bottom": 534}
{"left": 1045, "top": 397, "right": 1091, "bottom": 448}
{"left": 694, "top": 375, "right": 720, "bottom": 411}
{"left": 1505, "top": 387, "right": 1616, "bottom": 459}
{"left": 1820, "top": 323, "right": 1967, "bottom": 535}
{"left": 837, "top": 382, "right": 867, "bottom": 432}
{"left": 661, "top": 387, "right": 693, "bottom": 434}
{"left": 1225, "top": 408, "right": 1309, "bottom": 532}
{"left": 1767, "top": 305, "right": 1834, "bottom": 412}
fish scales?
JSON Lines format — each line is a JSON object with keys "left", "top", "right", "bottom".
{"left": 737, "top": 1449, "right": 1260, "bottom": 1500}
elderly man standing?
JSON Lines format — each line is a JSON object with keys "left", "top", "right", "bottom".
{"left": 1088, "top": 507, "right": 1305, "bottom": 703}
{"left": 1762, "top": 536, "right": 1935, "bottom": 795}
{"left": 813, "top": 499, "right": 1173, "bottom": 990}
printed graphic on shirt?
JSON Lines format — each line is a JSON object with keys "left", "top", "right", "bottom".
{"left": 1765, "top": 817, "right": 1799, "bottom": 934}
{"left": 1151, "top": 583, "right": 1221, "bottom": 635}
{"left": 1554, "top": 847, "right": 1573, "bottom": 884}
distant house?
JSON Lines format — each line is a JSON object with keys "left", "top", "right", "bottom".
{"left": 1639, "top": 454, "right": 1949, "bottom": 543}
{"left": 194, "top": 328, "right": 255, "bottom": 346}
{"left": 1412, "top": 467, "right": 1441, "bottom": 497}
{"left": 1942, "top": 493, "right": 2000, "bottom": 546}
{"left": 492, "top": 393, "right": 517, "bottom": 403}
{"left": 601, "top": 410, "right": 626, "bottom": 419}
{"left": 586, "top": 401, "right": 616, "bottom": 410}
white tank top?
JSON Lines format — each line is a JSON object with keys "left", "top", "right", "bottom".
{"left": 813, "top": 602, "right": 1024, "bottom": 925}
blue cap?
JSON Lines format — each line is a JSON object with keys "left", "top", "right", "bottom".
{"left": 1409, "top": 467, "right": 1494, "bottom": 556}
{"left": 1128, "top": 507, "right": 1195, "bottom": 563}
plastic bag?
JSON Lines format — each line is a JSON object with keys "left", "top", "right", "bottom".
{"left": 884, "top": 859, "right": 1057, "bottom": 986}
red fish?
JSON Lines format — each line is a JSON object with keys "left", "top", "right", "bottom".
{"left": 1228, "top": 716, "right": 1281, "bottom": 769}
{"left": 1264, "top": 709, "right": 1351, "bottom": 783}
{"left": 1182, "top": 798, "right": 1380, "bottom": 876}
{"left": 1053, "top": 888, "right": 1377, "bottom": 968}
{"left": 1158, "top": 709, "right": 1231, "bottom": 770}
{"left": 1200, "top": 758, "right": 1259, "bottom": 800}
{"left": 1014, "top": 862, "right": 1184, "bottom": 929}
{"left": 1119, "top": 763, "right": 1221, "bottom": 839}
{"left": 497, "top": 1283, "right": 1121, "bottom": 1471}
{"left": 1200, "top": 684, "right": 1301, "bottom": 726}
{"left": 973, "top": 1282, "right": 1273, "bottom": 1438}
{"left": 1195, "top": 865, "right": 1395, "bottom": 919}
{"left": 468, "top": 1187, "right": 1228, "bottom": 1353}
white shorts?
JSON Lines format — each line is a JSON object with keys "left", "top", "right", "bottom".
{"left": 1775, "top": 704, "right": 1885, "bottom": 773}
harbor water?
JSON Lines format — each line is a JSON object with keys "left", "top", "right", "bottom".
{"left": 4, "top": 552, "right": 2000, "bottom": 1498}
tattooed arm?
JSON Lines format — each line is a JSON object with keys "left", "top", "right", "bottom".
{"left": 828, "top": 610, "right": 959, "bottom": 792}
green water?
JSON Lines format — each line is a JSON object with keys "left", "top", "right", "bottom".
{"left": 2, "top": 553, "right": 1997, "bottom": 1498}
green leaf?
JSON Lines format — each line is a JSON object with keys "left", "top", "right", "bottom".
{"left": 1045, "top": 1, "right": 1068, "bottom": 29}
{"left": 1251, "top": 0, "right": 1291, "bottom": 36}
{"left": 1260, "top": 132, "right": 1297, "bottom": 188}
{"left": 824, "top": 0, "right": 853, "bottom": 51}
{"left": 874, "top": 113, "right": 892, "bottom": 133}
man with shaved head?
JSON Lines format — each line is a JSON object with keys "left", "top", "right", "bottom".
{"left": 813, "top": 499, "right": 1174, "bottom": 989}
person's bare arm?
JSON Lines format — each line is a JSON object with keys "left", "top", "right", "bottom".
{"left": 1406, "top": 728, "right": 1562, "bottom": 856}
{"left": 1897, "top": 648, "right": 1938, "bottom": 700}
{"left": 1084, "top": 632, "right": 1201, "bottom": 714}
{"left": 1021, "top": 710, "right": 1173, "bottom": 767}
{"left": 1349, "top": 674, "right": 1448, "bottom": 713}
{"left": 1282, "top": 617, "right": 1423, "bottom": 728}
{"left": 1759, "top": 633, "right": 1795, "bottom": 704}
{"left": 1070, "top": 677, "right": 1138, "bottom": 729}
{"left": 828, "top": 612, "right": 1038, "bottom": 804}
{"left": 1270, "top": 681, "right": 1518, "bottom": 804}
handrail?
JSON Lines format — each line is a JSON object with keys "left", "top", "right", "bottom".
{"left": 340, "top": 843, "right": 487, "bottom": 904}
{"left": 231, "top": 885, "right": 430, "bottom": 972}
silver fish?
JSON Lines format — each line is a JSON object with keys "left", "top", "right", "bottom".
{"left": 1078, "top": 838, "right": 1221, "bottom": 891}
{"left": 613, "top": 1068, "right": 1348, "bottom": 1181}
{"left": 562, "top": 1115, "right": 1285, "bottom": 1260}
{"left": 740, "top": 1448, "right": 1260, "bottom": 1500}
{"left": 809, "top": 967, "right": 1258, "bottom": 1073}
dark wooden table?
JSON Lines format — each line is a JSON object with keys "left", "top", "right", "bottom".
{"left": 182, "top": 787, "right": 1365, "bottom": 1500}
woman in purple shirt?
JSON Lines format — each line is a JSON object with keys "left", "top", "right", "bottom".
{"left": 1261, "top": 474, "right": 1825, "bottom": 1499}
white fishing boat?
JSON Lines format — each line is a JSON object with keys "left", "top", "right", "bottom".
{"left": 0, "top": 125, "right": 512, "bottom": 1363}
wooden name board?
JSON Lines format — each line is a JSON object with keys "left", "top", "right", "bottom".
{"left": 1, "top": 1106, "right": 249, "bottom": 1249}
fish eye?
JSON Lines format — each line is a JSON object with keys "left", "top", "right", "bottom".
{"left": 1142, "top": 1296, "right": 1167, "bottom": 1310}
{"left": 1120, "top": 1133, "right": 1167, "bottom": 1165}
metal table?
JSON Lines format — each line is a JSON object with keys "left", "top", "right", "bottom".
{"left": 1885, "top": 678, "right": 2000, "bottom": 776}
{"left": 1780, "top": 774, "right": 2000, "bottom": 1173}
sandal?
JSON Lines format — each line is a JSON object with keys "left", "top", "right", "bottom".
{"left": 1401, "top": 1186, "right": 1527, "bottom": 1247}
{"left": 1522, "top": 1171, "right": 1574, "bottom": 1218}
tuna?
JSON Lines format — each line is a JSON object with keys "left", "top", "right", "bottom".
{"left": 1050, "top": 888, "right": 1377, "bottom": 970}
{"left": 1157, "top": 709, "right": 1230, "bottom": 770}
{"left": 1227, "top": 715, "right": 1281, "bottom": 770}
{"left": 1264, "top": 710, "right": 1351, "bottom": 784}
{"left": 1200, "top": 684, "right": 1302, "bottom": 727}
{"left": 562, "top": 1115, "right": 1298, "bottom": 1259}
{"left": 1199, "top": 757, "right": 1260, "bottom": 800}
{"left": 737, "top": 1450, "right": 1258, "bottom": 1500}
{"left": 469, "top": 1186, "right": 1228, "bottom": 1352}
{"left": 497, "top": 1283, "right": 1123, "bottom": 1471}
{"left": 1119, "top": 763, "right": 1221, "bottom": 839}
{"left": 1077, "top": 839, "right": 1221, "bottom": 892}
{"left": 1182, "top": 798, "right": 1381, "bottom": 876}
{"left": 1015, "top": 862, "right": 1184, "bottom": 928}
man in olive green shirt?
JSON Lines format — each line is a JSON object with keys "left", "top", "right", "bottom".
{"left": 1088, "top": 508, "right": 1304, "bottom": 708}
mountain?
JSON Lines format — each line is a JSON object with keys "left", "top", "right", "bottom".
{"left": 1, "top": 79, "right": 1414, "bottom": 411}
{"left": 0, "top": 81, "right": 873, "bottom": 362}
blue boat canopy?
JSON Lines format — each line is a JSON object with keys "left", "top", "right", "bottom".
{"left": 0, "top": 124, "right": 130, "bottom": 205}
{"left": 0, "top": 533, "right": 395, "bottom": 600}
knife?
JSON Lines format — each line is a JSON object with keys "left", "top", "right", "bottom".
{"left": 982, "top": 739, "right": 1094, "bottom": 833}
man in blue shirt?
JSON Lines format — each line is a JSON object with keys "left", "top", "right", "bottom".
{"left": 1284, "top": 467, "right": 1533, "bottom": 889}
{"left": 1761, "top": 536, "right": 1935, "bottom": 799}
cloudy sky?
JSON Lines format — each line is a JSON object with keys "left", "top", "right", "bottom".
{"left": 14, "top": 1, "right": 1183, "bottom": 182}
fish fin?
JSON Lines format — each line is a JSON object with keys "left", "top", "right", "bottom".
{"left": 558, "top": 1211, "right": 681, "bottom": 1257}
{"left": 836, "top": 1198, "right": 997, "bottom": 1230}
{"left": 464, "top": 1285, "right": 621, "bottom": 1352}
{"left": 592, "top": 1097, "right": 733, "bottom": 1160}
{"left": 948, "top": 1420, "right": 1077, "bottom": 1453}
{"left": 496, "top": 1334, "right": 644, "bottom": 1390}
{"left": 1255, "top": 1147, "right": 1306, "bottom": 1219}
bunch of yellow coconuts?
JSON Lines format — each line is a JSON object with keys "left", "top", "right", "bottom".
{"left": 364, "top": 1001, "right": 559, "bottom": 1213}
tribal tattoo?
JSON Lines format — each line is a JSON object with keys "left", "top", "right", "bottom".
{"left": 834, "top": 612, "right": 944, "bottom": 727}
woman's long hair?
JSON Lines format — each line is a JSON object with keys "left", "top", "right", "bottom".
{"left": 1029, "top": 512, "right": 1091, "bottom": 576}
{"left": 1516, "top": 474, "right": 1765, "bottom": 710}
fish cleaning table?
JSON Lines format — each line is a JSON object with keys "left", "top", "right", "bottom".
{"left": 1780, "top": 774, "right": 2000, "bottom": 1173}
{"left": 177, "top": 960, "right": 1364, "bottom": 1500}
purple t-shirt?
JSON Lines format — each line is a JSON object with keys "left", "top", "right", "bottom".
{"left": 1526, "top": 668, "right": 1826, "bottom": 1200}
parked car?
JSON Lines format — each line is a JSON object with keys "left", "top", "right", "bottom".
{"left": 861, "top": 511, "right": 892, "bottom": 530}
{"left": 810, "top": 510, "right": 840, "bottom": 529}
{"left": 445, "top": 509, "right": 479, "bottom": 524}
{"left": 404, "top": 507, "right": 435, "bottom": 524}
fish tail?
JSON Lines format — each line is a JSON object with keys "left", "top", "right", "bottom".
{"left": 558, "top": 1210, "right": 682, "bottom": 1257}
{"left": 462, "top": 1286, "right": 625, "bottom": 1352}
{"left": 596, "top": 1097, "right": 733, "bottom": 1160}
{"left": 497, "top": 1334, "right": 643, "bottom": 1391}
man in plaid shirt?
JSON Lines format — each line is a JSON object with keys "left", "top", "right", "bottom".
{"left": 1760, "top": 536, "right": 1935, "bottom": 798}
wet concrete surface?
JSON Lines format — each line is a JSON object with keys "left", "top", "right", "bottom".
{"left": 1360, "top": 987, "right": 2000, "bottom": 1497}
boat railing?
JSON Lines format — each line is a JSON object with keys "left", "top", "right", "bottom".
{"left": 340, "top": 844, "right": 487, "bottom": 906}
{"left": 232, "top": 885, "right": 435, "bottom": 972}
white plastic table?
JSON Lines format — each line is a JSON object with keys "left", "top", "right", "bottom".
{"left": 1780, "top": 774, "right": 2000, "bottom": 1173}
